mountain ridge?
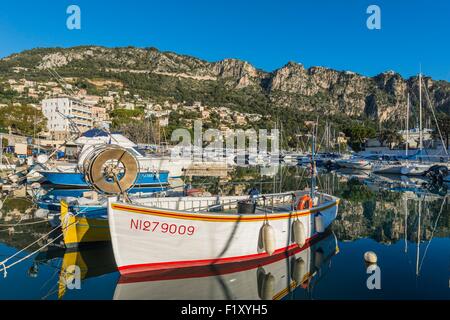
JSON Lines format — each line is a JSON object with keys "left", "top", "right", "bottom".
{"left": 1, "top": 45, "right": 449, "bottom": 123}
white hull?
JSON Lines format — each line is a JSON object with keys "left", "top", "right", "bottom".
{"left": 399, "top": 163, "right": 430, "bottom": 176}
{"left": 137, "top": 157, "right": 192, "bottom": 178}
{"left": 113, "top": 231, "right": 338, "bottom": 300}
{"left": 108, "top": 192, "right": 339, "bottom": 275}
{"left": 336, "top": 159, "right": 372, "bottom": 170}
{"left": 373, "top": 162, "right": 430, "bottom": 176}
{"left": 372, "top": 163, "right": 403, "bottom": 175}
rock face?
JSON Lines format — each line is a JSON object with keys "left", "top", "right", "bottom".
{"left": 1, "top": 46, "right": 449, "bottom": 120}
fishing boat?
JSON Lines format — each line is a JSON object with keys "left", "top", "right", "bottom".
{"left": 60, "top": 199, "right": 110, "bottom": 247}
{"left": 106, "top": 127, "right": 339, "bottom": 276}
{"left": 113, "top": 230, "right": 338, "bottom": 300}
{"left": 39, "top": 168, "right": 169, "bottom": 188}
{"left": 107, "top": 190, "right": 339, "bottom": 275}
{"left": 38, "top": 128, "right": 191, "bottom": 181}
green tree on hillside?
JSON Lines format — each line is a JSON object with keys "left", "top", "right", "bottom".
{"left": 0, "top": 104, "right": 47, "bottom": 136}
{"left": 343, "top": 122, "right": 377, "bottom": 151}
{"left": 379, "top": 129, "right": 404, "bottom": 149}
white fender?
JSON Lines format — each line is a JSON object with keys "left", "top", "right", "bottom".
{"left": 292, "top": 220, "right": 306, "bottom": 247}
{"left": 291, "top": 257, "right": 306, "bottom": 284}
{"left": 315, "top": 213, "right": 324, "bottom": 233}
{"left": 262, "top": 223, "right": 276, "bottom": 255}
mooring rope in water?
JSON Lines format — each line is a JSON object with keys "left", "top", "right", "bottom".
{"left": 0, "top": 205, "right": 89, "bottom": 278}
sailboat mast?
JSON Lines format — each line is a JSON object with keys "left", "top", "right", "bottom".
{"left": 310, "top": 122, "right": 317, "bottom": 200}
{"left": 419, "top": 72, "right": 423, "bottom": 151}
{"left": 406, "top": 93, "right": 410, "bottom": 158}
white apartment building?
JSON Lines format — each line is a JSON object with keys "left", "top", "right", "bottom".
{"left": 42, "top": 96, "right": 93, "bottom": 140}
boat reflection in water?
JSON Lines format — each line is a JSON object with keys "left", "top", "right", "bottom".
{"left": 34, "top": 243, "right": 117, "bottom": 299}
{"left": 113, "top": 230, "right": 338, "bottom": 300}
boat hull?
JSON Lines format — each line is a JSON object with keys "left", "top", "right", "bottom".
{"left": 61, "top": 200, "right": 110, "bottom": 248}
{"left": 400, "top": 164, "right": 430, "bottom": 176}
{"left": 107, "top": 196, "right": 339, "bottom": 275}
{"left": 114, "top": 231, "right": 338, "bottom": 300}
{"left": 372, "top": 164, "right": 403, "bottom": 175}
{"left": 336, "top": 160, "right": 372, "bottom": 170}
{"left": 40, "top": 170, "right": 169, "bottom": 187}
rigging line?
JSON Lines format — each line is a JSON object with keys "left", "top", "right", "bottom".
{"left": 40, "top": 266, "right": 61, "bottom": 291}
{"left": 421, "top": 78, "right": 448, "bottom": 156}
{"left": 0, "top": 204, "right": 89, "bottom": 270}
{"left": 418, "top": 196, "right": 447, "bottom": 271}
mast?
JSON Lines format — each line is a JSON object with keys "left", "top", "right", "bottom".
{"left": 419, "top": 72, "right": 423, "bottom": 152}
{"left": 406, "top": 93, "right": 410, "bottom": 158}
{"left": 310, "top": 122, "right": 317, "bottom": 200}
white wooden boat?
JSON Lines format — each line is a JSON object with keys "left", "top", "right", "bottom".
{"left": 107, "top": 191, "right": 339, "bottom": 276}
{"left": 113, "top": 230, "right": 339, "bottom": 300}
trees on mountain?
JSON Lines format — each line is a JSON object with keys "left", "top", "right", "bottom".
{"left": 0, "top": 104, "right": 46, "bottom": 136}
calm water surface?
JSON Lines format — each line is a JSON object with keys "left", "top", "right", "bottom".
{"left": 0, "top": 168, "right": 449, "bottom": 300}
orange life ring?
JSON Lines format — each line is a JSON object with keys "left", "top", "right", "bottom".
{"left": 297, "top": 195, "right": 312, "bottom": 211}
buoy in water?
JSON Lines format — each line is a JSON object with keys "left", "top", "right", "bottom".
{"left": 257, "top": 267, "right": 275, "bottom": 300}
{"left": 292, "top": 220, "right": 306, "bottom": 247}
{"left": 315, "top": 213, "right": 324, "bottom": 233}
{"left": 364, "top": 251, "right": 378, "bottom": 264}
{"left": 261, "top": 223, "right": 275, "bottom": 255}
{"left": 291, "top": 257, "right": 306, "bottom": 284}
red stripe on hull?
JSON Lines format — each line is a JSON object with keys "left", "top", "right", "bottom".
{"left": 118, "top": 231, "right": 328, "bottom": 283}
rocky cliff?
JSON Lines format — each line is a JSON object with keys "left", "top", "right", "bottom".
{"left": 1, "top": 46, "right": 449, "bottom": 121}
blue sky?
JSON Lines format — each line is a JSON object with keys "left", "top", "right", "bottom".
{"left": 0, "top": 0, "right": 449, "bottom": 80}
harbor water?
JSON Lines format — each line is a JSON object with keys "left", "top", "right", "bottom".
{"left": 0, "top": 167, "right": 449, "bottom": 300}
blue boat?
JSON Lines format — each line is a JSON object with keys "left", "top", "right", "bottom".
{"left": 38, "top": 199, "right": 106, "bottom": 216}
{"left": 40, "top": 170, "right": 170, "bottom": 188}
{"left": 41, "top": 186, "right": 168, "bottom": 198}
